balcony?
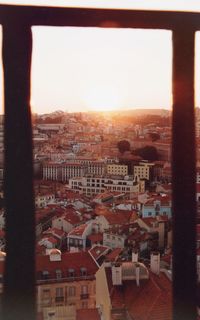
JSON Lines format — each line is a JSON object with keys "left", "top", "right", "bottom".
{"left": 80, "top": 293, "right": 89, "bottom": 300}
{"left": 40, "top": 298, "right": 52, "bottom": 307}
{"left": 37, "top": 275, "right": 95, "bottom": 285}
{"left": 55, "top": 296, "right": 64, "bottom": 303}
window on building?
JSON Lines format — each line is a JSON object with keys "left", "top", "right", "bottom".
{"left": 68, "top": 286, "right": 76, "bottom": 297}
{"left": 55, "top": 287, "right": 63, "bottom": 297}
{"left": 80, "top": 267, "right": 87, "bottom": 276}
{"left": 81, "top": 285, "right": 88, "bottom": 294}
{"left": 68, "top": 268, "right": 75, "bottom": 278}
{"left": 42, "top": 270, "right": 49, "bottom": 280}
{"left": 55, "top": 269, "right": 62, "bottom": 279}
{"left": 42, "top": 289, "right": 50, "bottom": 298}
{"left": 82, "top": 301, "right": 88, "bottom": 309}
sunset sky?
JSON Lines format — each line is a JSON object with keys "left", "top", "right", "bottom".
{"left": 1, "top": 0, "right": 200, "bottom": 114}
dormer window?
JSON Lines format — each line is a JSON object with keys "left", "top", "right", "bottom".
{"left": 42, "top": 270, "right": 49, "bottom": 280}
{"left": 55, "top": 269, "right": 62, "bottom": 279}
{"left": 68, "top": 268, "right": 75, "bottom": 277}
{"left": 80, "top": 267, "right": 87, "bottom": 276}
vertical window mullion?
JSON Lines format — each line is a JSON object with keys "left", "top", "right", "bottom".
{"left": 172, "top": 27, "right": 196, "bottom": 320}
{"left": 2, "top": 23, "right": 35, "bottom": 320}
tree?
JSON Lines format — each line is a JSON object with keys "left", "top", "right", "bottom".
{"left": 117, "top": 140, "right": 130, "bottom": 154}
{"left": 133, "top": 145, "right": 158, "bottom": 161}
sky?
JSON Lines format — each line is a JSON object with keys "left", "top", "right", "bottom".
{"left": 1, "top": 1, "right": 200, "bottom": 114}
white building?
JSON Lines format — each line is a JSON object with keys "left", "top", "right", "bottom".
{"left": 69, "top": 175, "right": 145, "bottom": 197}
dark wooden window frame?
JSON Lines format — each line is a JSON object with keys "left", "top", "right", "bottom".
{"left": 0, "top": 4, "right": 198, "bottom": 320}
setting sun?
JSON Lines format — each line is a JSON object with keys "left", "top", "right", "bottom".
{"left": 83, "top": 86, "right": 121, "bottom": 112}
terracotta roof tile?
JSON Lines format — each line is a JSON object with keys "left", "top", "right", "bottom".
{"left": 36, "top": 251, "right": 98, "bottom": 279}
{"left": 76, "top": 308, "right": 101, "bottom": 320}
{"left": 105, "top": 248, "right": 122, "bottom": 262}
{"left": 89, "top": 245, "right": 109, "bottom": 260}
{"left": 68, "top": 224, "right": 89, "bottom": 237}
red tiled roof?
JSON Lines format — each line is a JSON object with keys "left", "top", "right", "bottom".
{"left": 105, "top": 212, "right": 132, "bottom": 225}
{"left": 36, "top": 251, "right": 98, "bottom": 278}
{"left": 119, "top": 273, "right": 172, "bottom": 320}
{"left": 47, "top": 236, "right": 58, "bottom": 244}
{"left": 89, "top": 245, "right": 109, "bottom": 260}
{"left": 145, "top": 195, "right": 171, "bottom": 206}
{"left": 94, "top": 205, "right": 112, "bottom": 216}
{"left": 68, "top": 224, "right": 89, "bottom": 237}
{"left": 76, "top": 308, "right": 101, "bottom": 320}
{"left": 43, "top": 227, "right": 66, "bottom": 238}
{"left": 105, "top": 248, "right": 122, "bottom": 262}
{"left": 140, "top": 217, "right": 157, "bottom": 227}
{"left": 36, "top": 244, "right": 46, "bottom": 255}
{"left": 63, "top": 211, "right": 81, "bottom": 225}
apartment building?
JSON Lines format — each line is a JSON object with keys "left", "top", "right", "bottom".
{"left": 133, "top": 162, "right": 154, "bottom": 181}
{"left": 69, "top": 175, "right": 145, "bottom": 197}
{"left": 43, "top": 161, "right": 106, "bottom": 182}
{"left": 141, "top": 195, "right": 172, "bottom": 218}
{"left": 106, "top": 164, "right": 128, "bottom": 176}
{"left": 61, "top": 164, "right": 87, "bottom": 182}
{"left": 67, "top": 222, "right": 93, "bottom": 251}
{"left": 36, "top": 250, "right": 98, "bottom": 312}
{"left": 43, "top": 163, "right": 62, "bottom": 181}
{"left": 35, "top": 193, "right": 55, "bottom": 209}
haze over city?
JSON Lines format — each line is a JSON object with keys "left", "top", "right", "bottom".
{"left": 0, "top": 1, "right": 200, "bottom": 114}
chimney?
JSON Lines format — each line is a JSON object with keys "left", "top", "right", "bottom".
{"left": 132, "top": 250, "right": 138, "bottom": 263}
{"left": 135, "top": 263, "right": 140, "bottom": 286}
{"left": 150, "top": 251, "right": 160, "bottom": 275}
{"left": 112, "top": 263, "right": 122, "bottom": 285}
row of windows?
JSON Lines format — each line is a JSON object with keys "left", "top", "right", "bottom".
{"left": 41, "top": 266, "right": 87, "bottom": 279}
{"left": 69, "top": 238, "right": 83, "bottom": 246}
{"left": 105, "top": 234, "right": 123, "bottom": 241}
{"left": 42, "top": 284, "right": 92, "bottom": 297}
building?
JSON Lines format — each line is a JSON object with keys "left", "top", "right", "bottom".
{"left": 106, "top": 164, "right": 128, "bottom": 176}
{"left": 133, "top": 162, "right": 154, "bottom": 181}
{"left": 43, "top": 163, "right": 62, "bottom": 181}
{"left": 67, "top": 222, "right": 93, "bottom": 251}
{"left": 96, "top": 253, "right": 172, "bottom": 320}
{"left": 43, "top": 161, "right": 106, "bottom": 182}
{"left": 69, "top": 175, "right": 145, "bottom": 197}
{"left": 36, "top": 250, "right": 98, "bottom": 312}
{"left": 35, "top": 193, "right": 55, "bottom": 209}
{"left": 141, "top": 195, "right": 172, "bottom": 218}
{"left": 61, "top": 164, "right": 87, "bottom": 182}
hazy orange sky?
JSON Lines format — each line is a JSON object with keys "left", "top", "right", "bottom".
{"left": 1, "top": 1, "right": 200, "bottom": 114}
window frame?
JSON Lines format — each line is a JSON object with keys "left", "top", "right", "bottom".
{"left": 0, "top": 4, "right": 197, "bottom": 320}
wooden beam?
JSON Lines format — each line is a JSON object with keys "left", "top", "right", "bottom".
{"left": 2, "top": 24, "right": 35, "bottom": 320}
{"left": 0, "top": 5, "right": 198, "bottom": 30}
{"left": 172, "top": 28, "right": 196, "bottom": 320}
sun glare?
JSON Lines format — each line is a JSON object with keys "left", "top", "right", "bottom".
{"left": 83, "top": 87, "right": 121, "bottom": 112}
